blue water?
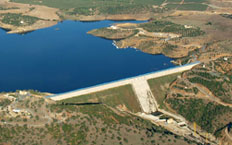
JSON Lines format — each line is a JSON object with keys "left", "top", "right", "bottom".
{"left": 0, "top": 20, "right": 174, "bottom": 93}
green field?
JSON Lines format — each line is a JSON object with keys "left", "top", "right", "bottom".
{"left": 184, "top": 0, "right": 207, "bottom": 3}
{"left": 9, "top": 0, "right": 209, "bottom": 17}
{"left": 165, "top": 0, "right": 208, "bottom": 10}
{"left": 147, "top": 72, "right": 181, "bottom": 109}
{"left": 177, "top": 3, "right": 208, "bottom": 11}
{"left": 167, "top": 0, "right": 182, "bottom": 2}
{"left": 165, "top": 4, "right": 180, "bottom": 9}
{"left": 10, "top": 0, "right": 165, "bottom": 9}
{"left": 10, "top": 0, "right": 167, "bottom": 16}
{"left": 57, "top": 84, "right": 141, "bottom": 113}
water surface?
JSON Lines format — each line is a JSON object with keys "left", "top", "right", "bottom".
{"left": 0, "top": 20, "right": 174, "bottom": 93}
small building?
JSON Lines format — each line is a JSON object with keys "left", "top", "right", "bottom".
{"left": 184, "top": 25, "right": 193, "bottom": 29}
{"left": 19, "top": 91, "right": 28, "bottom": 95}
{"left": 167, "top": 118, "right": 177, "bottom": 124}
{"left": 13, "top": 109, "right": 21, "bottom": 113}
{"left": 157, "top": 119, "right": 167, "bottom": 122}
{"left": 110, "top": 25, "right": 118, "bottom": 30}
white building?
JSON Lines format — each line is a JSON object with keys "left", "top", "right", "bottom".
{"left": 13, "top": 109, "right": 21, "bottom": 113}
{"left": 110, "top": 25, "right": 118, "bottom": 30}
{"left": 19, "top": 91, "right": 28, "bottom": 95}
{"left": 184, "top": 25, "right": 193, "bottom": 29}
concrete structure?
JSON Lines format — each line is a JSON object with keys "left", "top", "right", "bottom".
{"left": 131, "top": 78, "right": 158, "bottom": 113}
{"left": 48, "top": 62, "right": 199, "bottom": 113}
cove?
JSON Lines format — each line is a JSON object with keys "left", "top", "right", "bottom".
{"left": 0, "top": 20, "right": 174, "bottom": 93}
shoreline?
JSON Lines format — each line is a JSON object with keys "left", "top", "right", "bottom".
{"left": 0, "top": 16, "right": 150, "bottom": 34}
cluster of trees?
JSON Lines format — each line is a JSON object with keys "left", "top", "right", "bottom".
{"left": 188, "top": 76, "right": 227, "bottom": 101}
{"left": 0, "top": 99, "right": 11, "bottom": 107}
{"left": 98, "top": 5, "right": 160, "bottom": 15}
{"left": 166, "top": 98, "right": 232, "bottom": 134}
{"left": 65, "top": 3, "right": 164, "bottom": 16}
{"left": 162, "top": 43, "right": 178, "bottom": 54}
{"left": 220, "top": 14, "right": 232, "bottom": 19}
{"left": 1, "top": 13, "right": 39, "bottom": 26}
{"left": 0, "top": 7, "right": 19, "bottom": 10}
{"left": 67, "top": 7, "right": 96, "bottom": 16}
{"left": 140, "top": 20, "right": 205, "bottom": 37}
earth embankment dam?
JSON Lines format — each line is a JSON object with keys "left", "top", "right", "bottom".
{"left": 49, "top": 62, "right": 199, "bottom": 113}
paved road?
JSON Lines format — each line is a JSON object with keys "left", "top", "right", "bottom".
{"left": 49, "top": 63, "right": 199, "bottom": 103}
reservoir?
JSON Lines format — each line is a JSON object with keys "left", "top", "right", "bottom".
{"left": 0, "top": 20, "right": 174, "bottom": 93}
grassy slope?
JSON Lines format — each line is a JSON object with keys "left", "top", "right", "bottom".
{"left": 57, "top": 84, "right": 141, "bottom": 113}
{"left": 147, "top": 72, "right": 181, "bottom": 109}
{"left": 177, "top": 3, "right": 208, "bottom": 11}
{"left": 166, "top": 0, "right": 208, "bottom": 11}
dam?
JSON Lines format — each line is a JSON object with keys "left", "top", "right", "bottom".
{"left": 48, "top": 62, "right": 199, "bottom": 113}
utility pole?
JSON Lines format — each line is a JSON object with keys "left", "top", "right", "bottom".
{"left": 205, "top": 133, "right": 208, "bottom": 144}
{"left": 194, "top": 122, "right": 197, "bottom": 137}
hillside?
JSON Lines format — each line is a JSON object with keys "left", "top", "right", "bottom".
{"left": 0, "top": 91, "right": 198, "bottom": 145}
{"left": 88, "top": 20, "right": 205, "bottom": 60}
{"left": 164, "top": 57, "right": 232, "bottom": 144}
{"left": 0, "top": 0, "right": 231, "bottom": 33}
